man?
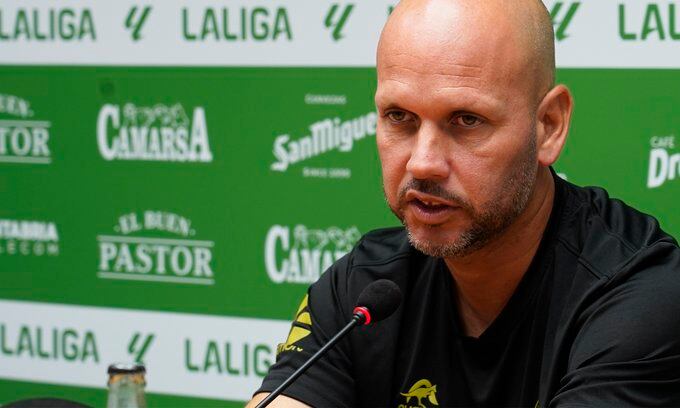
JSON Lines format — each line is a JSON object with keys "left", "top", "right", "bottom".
{"left": 249, "top": 0, "right": 680, "bottom": 406}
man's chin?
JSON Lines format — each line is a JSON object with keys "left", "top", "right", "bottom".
{"left": 405, "top": 225, "right": 470, "bottom": 258}
{"left": 403, "top": 215, "right": 464, "bottom": 239}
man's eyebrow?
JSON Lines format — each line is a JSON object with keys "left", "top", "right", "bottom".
{"left": 377, "top": 87, "right": 503, "bottom": 115}
{"left": 374, "top": 88, "right": 408, "bottom": 108}
{"left": 375, "top": 102, "right": 407, "bottom": 112}
{"left": 434, "top": 87, "right": 505, "bottom": 111}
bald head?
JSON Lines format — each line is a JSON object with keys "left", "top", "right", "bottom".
{"left": 378, "top": 0, "right": 556, "bottom": 104}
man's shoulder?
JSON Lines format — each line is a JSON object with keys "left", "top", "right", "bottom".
{"left": 558, "top": 178, "right": 679, "bottom": 281}
{"left": 542, "top": 180, "right": 680, "bottom": 406}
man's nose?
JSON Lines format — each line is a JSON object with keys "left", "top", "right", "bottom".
{"left": 406, "top": 124, "right": 449, "bottom": 180}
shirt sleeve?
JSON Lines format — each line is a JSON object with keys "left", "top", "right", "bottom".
{"left": 549, "top": 242, "right": 680, "bottom": 407}
{"left": 255, "top": 254, "right": 357, "bottom": 407}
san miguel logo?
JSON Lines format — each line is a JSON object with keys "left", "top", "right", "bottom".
{"left": 0, "top": 218, "right": 59, "bottom": 257}
{"left": 0, "top": 93, "right": 52, "bottom": 164}
{"left": 97, "top": 103, "right": 213, "bottom": 162}
{"left": 97, "top": 211, "right": 215, "bottom": 285}
{"left": 647, "top": 135, "right": 678, "bottom": 189}
{"left": 264, "top": 224, "right": 361, "bottom": 284}
{"left": 270, "top": 112, "right": 377, "bottom": 173}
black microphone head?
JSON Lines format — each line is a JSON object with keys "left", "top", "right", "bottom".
{"left": 355, "top": 279, "right": 402, "bottom": 323}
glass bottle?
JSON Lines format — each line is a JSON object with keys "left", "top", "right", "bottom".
{"left": 106, "top": 363, "right": 147, "bottom": 408}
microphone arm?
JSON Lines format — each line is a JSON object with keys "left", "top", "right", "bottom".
{"left": 255, "top": 279, "right": 402, "bottom": 408}
{"left": 256, "top": 310, "right": 367, "bottom": 408}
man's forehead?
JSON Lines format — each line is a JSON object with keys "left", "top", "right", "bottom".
{"left": 378, "top": 52, "right": 484, "bottom": 84}
{"left": 375, "top": 76, "right": 506, "bottom": 117}
{"left": 381, "top": 5, "right": 527, "bottom": 66}
{"left": 376, "top": 45, "right": 519, "bottom": 106}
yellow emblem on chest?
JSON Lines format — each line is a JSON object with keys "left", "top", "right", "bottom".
{"left": 399, "top": 379, "right": 439, "bottom": 408}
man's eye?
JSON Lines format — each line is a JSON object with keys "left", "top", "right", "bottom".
{"left": 386, "top": 111, "right": 410, "bottom": 122}
{"left": 453, "top": 114, "right": 483, "bottom": 127}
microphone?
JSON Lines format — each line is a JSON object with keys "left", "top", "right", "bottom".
{"left": 256, "top": 279, "right": 402, "bottom": 408}
{"left": 353, "top": 278, "right": 403, "bottom": 325}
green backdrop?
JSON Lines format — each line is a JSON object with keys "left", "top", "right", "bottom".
{"left": 1, "top": 1, "right": 679, "bottom": 406}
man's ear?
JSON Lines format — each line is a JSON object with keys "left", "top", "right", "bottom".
{"left": 536, "top": 85, "right": 573, "bottom": 166}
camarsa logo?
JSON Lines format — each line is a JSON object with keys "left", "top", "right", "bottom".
{"left": 97, "top": 103, "right": 213, "bottom": 162}
{"left": 0, "top": 93, "right": 52, "bottom": 165}
{"left": 0, "top": 218, "right": 59, "bottom": 257}
{"left": 97, "top": 211, "right": 215, "bottom": 285}
{"left": 647, "top": 135, "right": 678, "bottom": 189}
{"left": 264, "top": 224, "right": 360, "bottom": 284}
{"left": 270, "top": 112, "right": 377, "bottom": 175}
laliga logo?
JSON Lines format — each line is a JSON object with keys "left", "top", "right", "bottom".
{"left": 647, "top": 135, "right": 679, "bottom": 189}
{"left": 97, "top": 103, "right": 213, "bottom": 162}
{"left": 265, "top": 224, "right": 361, "bottom": 284}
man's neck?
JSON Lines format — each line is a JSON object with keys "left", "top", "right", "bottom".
{"left": 444, "top": 169, "right": 556, "bottom": 338}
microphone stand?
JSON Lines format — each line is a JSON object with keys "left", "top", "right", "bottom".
{"left": 256, "top": 313, "right": 364, "bottom": 408}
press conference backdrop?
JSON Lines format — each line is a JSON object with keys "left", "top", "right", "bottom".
{"left": 1, "top": 0, "right": 679, "bottom": 406}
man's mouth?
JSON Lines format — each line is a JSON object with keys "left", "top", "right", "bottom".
{"left": 405, "top": 191, "right": 458, "bottom": 224}
{"left": 412, "top": 198, "right": 450, "bottom": 212}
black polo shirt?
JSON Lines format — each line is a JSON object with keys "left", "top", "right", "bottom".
{"left": 258, "top": 175, "right": 680, "bottom": 407}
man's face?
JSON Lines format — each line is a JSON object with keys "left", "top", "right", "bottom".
{"left": 375, "top": 3, "right": 540, "bottom": 258}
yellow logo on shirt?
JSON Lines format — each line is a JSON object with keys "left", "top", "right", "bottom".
{"left": 399, "top": 378, "right": 439, "bottom": 408}
{"left": 277, "top": 294, "right": 311, "bottom": 354}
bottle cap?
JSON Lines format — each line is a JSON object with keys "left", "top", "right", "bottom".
{"left": 107, "top": 363, "right": 146, "bottom": 375}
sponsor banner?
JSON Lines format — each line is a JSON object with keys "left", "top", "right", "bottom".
{"left": 97, "top": 102, "right": 213, "bottom": 163}
{"left": 265, "top": 224, "right": 361, "bottom": 284}
{"left": 647, "top": 135, "right": 679, "bottom": 189}
{"left": 270, "top": 111, "right": 377, "bottom": 178}
{"left": 0, "top": 0, "right": 386, "bottom": 67}
{"left": 0, "top": 218, "right": 59, "bottom": 257}
{"left": 0, "top": 93, "right": 52, "bottom": 164}
{"left": 0, "top": 64, "right": 394, "bottom": 317}
{"left": 97, "top": 210, "right": 216, "bottom": 285}
{"left": 0, "top": 299, "right": 290, "bottom": 401}
{"left": 2, "top": 0, "right": 680, "bottom": 68}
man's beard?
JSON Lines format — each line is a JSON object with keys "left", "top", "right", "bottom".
{"left": 391, "top": 135, "right": 537, "bottom": 258}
